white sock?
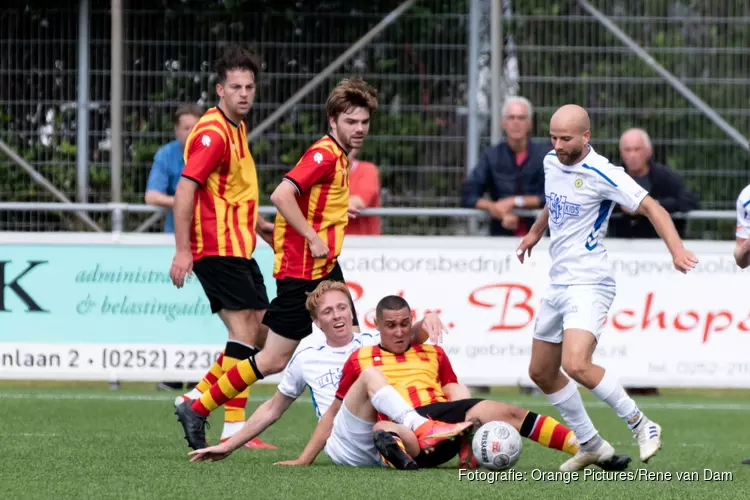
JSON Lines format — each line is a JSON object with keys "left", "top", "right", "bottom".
{"left": 221, "top": 421, "right": 244, "bottom": 440}
{"left": 547, "top": 379, "right": 598, "bottom": 444}
{"left": 591, "top": 370, "right": 643, "bottom": 430}
{"left": 370, "top": 386, "right": 427, "bottom": 431}
{"left": 183, "top": 387, "right": 202, "bottom": 400}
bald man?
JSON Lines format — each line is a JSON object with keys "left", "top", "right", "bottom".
{"left": 609, "top": 128, "right": 699, "bottom": 239}
{"left": 515, "top": 105, "right": 699, "bottom": 471}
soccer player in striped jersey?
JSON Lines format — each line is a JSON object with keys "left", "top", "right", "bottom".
{"left": 517, "top": 105, "right": 697, "bottom": 471}
{"left": 175, "top": 78, "right": 379, "bottom": 450}
{"left": 266, "top": 295, "right": 626, "bottom": 470}
{"left": 170, "top": 44, "right": 275, "bottom": 449}
{"left": 185, "top": 281, "right": 457, "bottom": 464}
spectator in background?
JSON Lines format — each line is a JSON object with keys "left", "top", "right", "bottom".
{"left": 145, "top": 104, "right": 203, "bottom": 391}
{"left": 346, "top": 148, "right": 381, "bottom": 235}
{"left": 145, "top": 104, "right": 204, "bottom": 233}
{"left": 609, "top": 128, "right": 699, "bottom": 239}
{"left": 460, "top": 96, "right": 546, "bottom": 237}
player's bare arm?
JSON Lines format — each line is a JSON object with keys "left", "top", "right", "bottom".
{"left": 517, "top": 206, "right": 549, "bottom": 263}
{"left": 255, "top": 217, "right": 275, "bottom": 247}
{"left": 734, "top": 237, "right": 750, "bottom": 269}
{"left": 636, "top": 195, "right": 698, "bottom": 273}
{"left": 270, "top": 181, "right": 329, "bottom": 259}
{"left": 189, "top": 391, "right": 295, "bottom": 462}
{"left": 170, "top": 178, "right": 200, "bottom": 288}
{"left": 276, "top": 398, "right": 342, "bottom": 466}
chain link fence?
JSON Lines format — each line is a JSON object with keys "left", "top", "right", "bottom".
{"left": 1, "top": 0, "right": 748, "bottom": 237}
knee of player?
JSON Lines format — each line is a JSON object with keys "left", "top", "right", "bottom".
{"left": 360, "top": 366, "right": 386, "bottom": 384}
{"left": 255, "top": 351, "right": 289, "bottom": 377}
{"left": 561, "top": 356, "right": 591, "bottom": 382}
{"left": 528, "top": 363, "right": 551, "bottom": 386}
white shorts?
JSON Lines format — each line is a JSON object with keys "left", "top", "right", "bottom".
{"left": 324, "top": 401, "right": 382, "bottom": 467}
{"left": 533, "top": 285, "right": 615, "bottom": 343}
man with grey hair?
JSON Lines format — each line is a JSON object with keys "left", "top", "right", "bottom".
{"left": 609, "top": 128, "right": 699, "bottom": 239}
{"left": 460, "top": 96, "right": 546, "bottom": 237}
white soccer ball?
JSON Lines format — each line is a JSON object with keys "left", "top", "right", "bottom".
{"left": 471, "top": 420, "right": 523, "bottom": 470}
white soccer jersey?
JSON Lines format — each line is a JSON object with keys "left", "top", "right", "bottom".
{"left": 735, "top": 184, "right": 750, "bottom": 239}
{"left": 544, "top": 146, "right": 648, "bottom": 286}
{"left": 277, "top": 332, "right": 380, "bottom": 419}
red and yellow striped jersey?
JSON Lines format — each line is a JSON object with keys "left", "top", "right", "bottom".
{"left": 335, "top": 344, "right": 458, "bottom": 410}
{"left": 272, "top": 134, "right": 350, "bottom": 280}
{"left": 181, "top": 107, "right": 259, "bottom": 262}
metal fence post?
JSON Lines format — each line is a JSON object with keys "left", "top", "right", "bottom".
{"left": 110, "top": 0, "right": 124, "bottom": 232}
{"left": 76, "top": 0, "right": 89, "bottom": 210}
{"left": 467, "top": 0, "right": 481, "bottom": 235}
{"left": 490, "top": 0, "right": 504, "bottom": 145}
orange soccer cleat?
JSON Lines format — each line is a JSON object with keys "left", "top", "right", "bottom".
{"left": 219, "top": 437, "right": 278, "bottom": 449}
{"left": 458, "top": 418, "right": 482, "bottom": 469}
{"left": 414, "top": 419, "right": 474, "bottom": 454}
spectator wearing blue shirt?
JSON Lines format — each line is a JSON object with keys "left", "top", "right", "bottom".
{"left": 146, "top": 104, "right": 202, "bottom": 392}
{"left": 145, "top": 104, "right": 204, "bottom": 232}
{"left": 460, "top": 97, "right": 547, "bottom": 237}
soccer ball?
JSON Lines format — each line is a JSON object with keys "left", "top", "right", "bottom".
{"left": 471, "top": 421, "right": 523, "bottom": 470}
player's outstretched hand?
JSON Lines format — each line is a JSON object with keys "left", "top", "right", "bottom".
{"left": 422, "top": 311, "right": 449, "bottom": 345}
{"left": 170, "top": 250, "right": 193, "bottom": 288}
{"left": 673, "top": 249, "right": 699, "bottom": 274}
{"left": 274, "top": 458, "right": 309, "bottom": 466}
{"left": 188, "top": 443, "right": 232, "bottom": 462}
{"left": 516, "top": 231, "right": 542, "bottom": 264}
{"left": 308, "top": 235, "right": 330, "bottom": 259}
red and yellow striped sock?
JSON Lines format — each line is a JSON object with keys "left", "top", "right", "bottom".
{"left": 222, "top": 343, "right": 258, "bottom": 437}
{"left": 191, "top": 356, "right": 261, "bottom": 417}
{"left": 194, "top": 352, "right": 225, "bottom": 394}
{"left": 519, "top": 411, "right": 579, "bottom": 455}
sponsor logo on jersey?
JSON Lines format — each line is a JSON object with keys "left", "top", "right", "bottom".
{"left": 547, "top": 192, "right": 582, "bottom": 225}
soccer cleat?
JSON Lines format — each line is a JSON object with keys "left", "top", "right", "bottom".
{"left": 633, "top": 418, "right": 662, "bottom": 463}
{"left": 174, "top": 401, "right": 209, "bottom": 450}
{"left": 414, "top": 419, "right": 474, "bottom": 454}
{"left": 373, "top": 430, "right": 418, "bottom": 470}
{"left": 220, "top": 437, "right": 278, "bottom": 449}
{"left": 597, "top": 453, "right": 632, "bottom": 471}
{"left": 457, "top": 418, "right": 481, "bottom": 469}
{"left": 742, "top": 458, "right": 750, "bottom": 465}
{"left": 559, "top": 438, "right": 616, "bottom": 472}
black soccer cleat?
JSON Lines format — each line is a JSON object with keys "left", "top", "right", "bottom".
{"left": 742, "top": 458, "right": 750, "bottom": 465}
{"left": 597, "top": 453, "right": 632, "bottom": 471}
{"left": 175, "top": 401, "right": 208, "bottom": 450}
{"left": 373, "top": 430, "right": 419, "bottom": 470}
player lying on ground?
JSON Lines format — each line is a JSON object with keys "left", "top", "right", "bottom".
{"left": 194, "top": 289, "right": 630, "bottom": 470}
{"left": 187, "top": 280, "right": 471, "bottom": 464}
{"left": 517, "top": 104, "right": 698, "bottom": 471}
{"left": 169, "top": 44, "right": 275, "bottom": 448}
{"left": 176, "top": 78, "right": 379, "bottom": 450}
{"left": 317, "top": 295, "right": 630, "bottom": 471}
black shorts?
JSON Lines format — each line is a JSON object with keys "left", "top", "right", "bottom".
{"left": 413, "top": 398, "right": 485, "bottom": 469}
{"left": 261, "top": 262, "right": 359, "bottom": 341}
{"left": 192, "top": 257, "right": 269, "bottom": 314}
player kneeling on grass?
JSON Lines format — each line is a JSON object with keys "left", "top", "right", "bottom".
{"left": 187, "top": 280, "right": 466, "bottom": 464}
